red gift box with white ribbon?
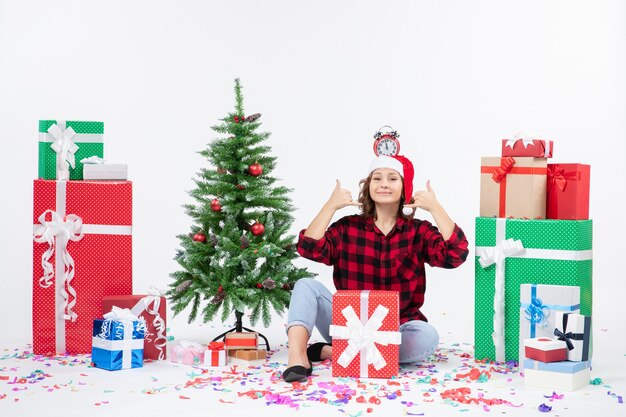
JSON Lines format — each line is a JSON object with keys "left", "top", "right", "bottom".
{"left": 501, "top": 137, "right": 554, "bottom": 158}
{"left": 524, "top": 337, "right": 568, "bottom": 363}
{"left": 32, "top": 179, "right": 132, "bottom": 354}
{"left": 329, "top": 290, "right": 401, "bottom": 378}
{"left": 102, "top": 293, "right": 167, "bottom": 360}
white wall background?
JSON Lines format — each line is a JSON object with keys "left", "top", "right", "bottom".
{"left": 1, "top": 0, "right": 624, "bottom": 346}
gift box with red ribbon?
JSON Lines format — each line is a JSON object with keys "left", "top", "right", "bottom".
{"left": 168, "top": 340, "right": 204, "bottom": 365}
{"left": 32, "top": 179, "right": 132, "bottom": 354}
{"left": 546, "top": 164, "right": 591, "bottom": 220}
{"left": 329, "top": 290, "right": 401, "bottom": 379}
{"left": 523, "top": 337, "right": 568, "bottom": 363}
{"left": 224, "top": 332, "right": 258, "bottom": 350}
{"left": 501, "top": 138, "right": 553, "bottom": 158}
{"left": 102, "top": 294, "right": 167, "bottom": 360}
{"left": 204, "top": 341, "right": 227, "bottom": 366}
{"left": 480, "top": 157, "right": 547, "bottom": 219}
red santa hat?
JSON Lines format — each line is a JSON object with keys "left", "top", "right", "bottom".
{"left": 368, "top": 155, "right": 415, "bottom": 215}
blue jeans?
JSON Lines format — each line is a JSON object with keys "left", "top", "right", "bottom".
{"left": 287, "top": 278, "right": 439, "bottom": 364}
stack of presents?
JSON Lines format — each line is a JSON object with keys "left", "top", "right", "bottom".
{"left": 30, "top": 119, "right": 262, "bottom": 371}
{"left": 475, "top": 136, "right": 592, "bottom": 390}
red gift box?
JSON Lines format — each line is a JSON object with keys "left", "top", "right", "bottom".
{"left": 547, "top": 164, "right": 591, "bottom": 220}
{"left": 502, "top": 138, "right": 553, "bottom": 158}
{"left": 102, "top": 294, "right": 167, "bottom": 360}
{"left": 524, "top": 337, "right": 568, "bottom": 363}
{"left": 329, "top": 290, "right": 401, "bottom": 378}
{"left": 32, "top": 179, "right": 132, "bottom": 354}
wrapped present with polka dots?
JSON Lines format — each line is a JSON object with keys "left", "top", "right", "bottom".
{"left": 474, "top": 217, "right": 592, "bottom": 363}
{"left": 329, "top": 290, "right": 402, "bottom": 378}
{"left": 38, "top": 120, "right": 104, "bottom": 180}
{"left": 32, "top": 179, "right": 133, "bottom": 355}
{"left": 102, "top": 294, "right": 167, "bottom": 360}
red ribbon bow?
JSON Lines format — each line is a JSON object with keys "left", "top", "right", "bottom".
{"left": 491, "top": 157, "right": 515, "bottom": 183}
{"left": 547, "top": 166, "right": 568, "bottom": 191}
{"left": 208, "top": 341, "right": 225, "bottom": 351}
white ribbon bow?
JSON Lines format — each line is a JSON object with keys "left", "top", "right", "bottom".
{"left": 477, "top": 238, "right": 525, "bottom": 362}
{"left": 504, "top": 133, "right": 539, "bottom": 149}
{"left": 48, "top": 122, "right": 79, "bottom": 175}
{"left": 329, "top": 304, "right": 401, "bottom": 372}
{"left": 33, "top": 210, "right": 84, "bottom": 321}
{"left": 130, "top": 287, "right": 168, "bottom": 360}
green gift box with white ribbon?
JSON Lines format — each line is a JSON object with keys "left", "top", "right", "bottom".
{"left": 474, "top": 217, "right": 592, "bottom": 363}
{"left": 38, "top": 120, "right": 104, "bottom": 180}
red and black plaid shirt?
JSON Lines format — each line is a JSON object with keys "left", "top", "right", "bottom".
{"left": 297, "top": 215, "right": 469, "bottom": 324}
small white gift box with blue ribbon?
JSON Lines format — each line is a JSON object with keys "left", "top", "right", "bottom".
{"left": 92, "top": 307, "right": 146, "bottom": 371}
{"left": 518, "top": 284, "right": 580, "bottom": 370}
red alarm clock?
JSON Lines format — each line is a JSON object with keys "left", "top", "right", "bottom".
{"left": 373, "top": 126, "right": 400, "bottom": 156}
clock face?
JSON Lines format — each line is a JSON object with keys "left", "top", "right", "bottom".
{"left": 376, "top": 137, "right": 399, "bottom": 156}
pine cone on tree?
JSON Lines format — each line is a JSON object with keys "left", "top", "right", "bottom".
{"left": 176, "top": 280, "right": 192, "bottom": 293}
{"left": 262, "top": 277, "right": 276, "bottom": 290}
{"left": 240, "top": 233, "right": 250, "bottom": 249}
{"left": 210, "top": 233, "right": 219, "bottom": 247}
{"left": 244, "top": 113, "right": 261, "bottom": 123}
{"left": 210, "top": 291, "right": 226, "bottom": 304}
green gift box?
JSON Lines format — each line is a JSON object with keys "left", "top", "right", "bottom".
{"left": 474, "top": 217, "right": 592, "bottom": 363}
{"left": 38, "top": 120, "right": 104, "bottom": 180}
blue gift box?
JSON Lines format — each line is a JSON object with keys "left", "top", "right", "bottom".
{"left": 92, "top": 318, "right": 145, "bottom": 371}
{"left": 523, "top": 358, "right": 591, "bottom": 373}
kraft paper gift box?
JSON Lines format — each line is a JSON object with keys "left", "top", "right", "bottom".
{"left": 474, "top": 217, "right": 592, "bottom": 363}
{"left": 102, "top": 294, "right": 167, "bottom": 360}
{"left": 91, "top": 308, "right": 145, "bottom": 371}
{"left": 228, "top": 349, "right": 267, "bottom": 361}
{"left": 523, "top": 359, "right": 591, "bottom": 391}
{"left": 169, "top": 340, "right": 205, "bottom": 365}
{"left": 518, "top": 284, "right": 581, "bottom": 368}
{"left": 204, "top": 342, "right": 228, "bottom": 366}
{"left": 329, "top": 290, "right": 401, "bottom": 379}
{"left": 83, "top": 163, "right": 128, "bottom": 180}
{"left": 554, "top": 312, "right": 591, "bottom": 362}
{"left": 501, "top": 138, "right": 553, "bottom": 158}
{"left": 32, "top": 179, "right": 133, "bottom": 355}
{"left": 224, "top": 332, "right": 258, "bottom": 350}
{"left": 547, "top": 164, "right": 591, "bottom": 220}
{"left": 523, "top": 337, "right": 568, "bottom": 363}
{"left": 38, "top": 120, "right": 104, "bottom": 180}
{"left": 480, "top": 156, "right": 547, "bottom": 218}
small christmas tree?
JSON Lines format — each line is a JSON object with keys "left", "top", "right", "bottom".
{"left": 168, "top": 79, "right": 315, "bottom": 331}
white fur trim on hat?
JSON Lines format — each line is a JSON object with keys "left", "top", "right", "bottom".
{"left": 368, "top": 156, "right": 404, "bottom": 177}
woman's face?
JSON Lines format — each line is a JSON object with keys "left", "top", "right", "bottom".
{"left": 369, "top": 168, "right": 403, "bottom": 205}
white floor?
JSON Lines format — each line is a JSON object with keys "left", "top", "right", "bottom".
{"left": 1, "top": 319, "right": 624, "bottom": 417}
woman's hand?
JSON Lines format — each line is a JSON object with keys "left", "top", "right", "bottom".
{"left": 404, "top": 180, "right": 440, "bottom": 213}
{"left": 324, "top": 180, "right": 362, "bottom": 211}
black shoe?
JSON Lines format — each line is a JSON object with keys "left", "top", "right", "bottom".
{"left": 306, "top": 342, "right": 332, "bottom": 362}
{"left": 282, "top": 361, "right": 313, "bottom": 383}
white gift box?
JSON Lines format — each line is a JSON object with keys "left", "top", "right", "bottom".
{"left": 554, "top": 312, "right": 591, "bottom": 361}
{"left": 203, "top": 348, "right": 227, "bottom": 367}
{"left": 83, "top": 163, "right": 128, "bottom": 180}
{"left": 523, "top": 359, "right": 590, "bottom": 391}
{"left": 519, "top": 284, "right": 580, "bottom": 370}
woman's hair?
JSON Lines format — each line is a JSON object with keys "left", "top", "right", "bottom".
{"left": 358, "top": 173, "right": 415, "bottom": 220}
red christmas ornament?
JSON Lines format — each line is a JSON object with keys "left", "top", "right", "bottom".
{"left": 256, "top": 283, "right": 263, "bottom": 289}
{"left": 236, "top": 184, "right": 245, "bottom": 190}
{"left": 211, "top": 198, "right": 222, "bottom": 212}
{"left": 248, "top": 161, "right": 263, "bottom": 177}
{"left": 218, "top": 286, "right": 223, "bottom": 292}
{"left": 250, "top": 221, "right": 265, "bottom": 236}
{"left": 282, "top": 284, "right": 291, "bottom": 290}
{"left": 234, "top": 116, "right": 240, "bottom": 123}
{"left": 192, "top": 232, "right": 207, "bottom": 243}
